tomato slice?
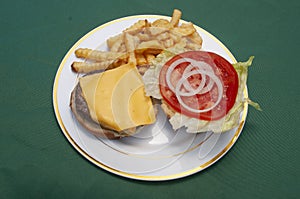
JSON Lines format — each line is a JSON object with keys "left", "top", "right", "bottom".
{"left": 159, "top": 51, "right": 238, "bottom": 121}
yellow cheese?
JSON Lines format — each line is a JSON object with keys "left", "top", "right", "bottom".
{"left": 79, "top": 63, "right": 156, "bottom": 132}
{"left": 77, "top": 73, "right": 100, "bottom": 122}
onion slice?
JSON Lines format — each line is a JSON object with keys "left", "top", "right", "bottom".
{"left": 165, "top": 57, "right": 223, "bottom": 113}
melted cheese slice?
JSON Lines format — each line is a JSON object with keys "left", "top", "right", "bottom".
{"left": 79, "top": 63, "right": 156, "bottom": 131}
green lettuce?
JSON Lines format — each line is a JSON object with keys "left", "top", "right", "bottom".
{"left": 233, "top": 56, "right": 262, "bottom": 111}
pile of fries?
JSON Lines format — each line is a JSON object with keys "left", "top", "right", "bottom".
{"left": 71, "top": 9, "right": 203, "bottom": 74}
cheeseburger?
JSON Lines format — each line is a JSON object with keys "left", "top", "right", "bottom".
{"left": 70, "top": 63, "right": 156, "bottom": 139}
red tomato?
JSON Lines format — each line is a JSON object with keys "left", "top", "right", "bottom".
{"left": 159, "top": 51, "right": 239, "bottom": 121}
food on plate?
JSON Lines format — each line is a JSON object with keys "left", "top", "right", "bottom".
{"left": 70, "top": 63, "right": 156, "bottom": 139}
{"left": 71, "top": 9, "right": 202, "bottom": 74}
{"left": 143, "top": 50, "right": 261, "bottom": 133}
{"left": 69, "top": 9, "right": 260, "bottom": 138}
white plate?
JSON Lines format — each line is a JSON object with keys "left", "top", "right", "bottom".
{"left": 53, "top": 15, "right": 248, "bottom": 181}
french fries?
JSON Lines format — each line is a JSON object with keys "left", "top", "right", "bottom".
{"left": 72, "top": 9, "right": 203, "bottom": 74}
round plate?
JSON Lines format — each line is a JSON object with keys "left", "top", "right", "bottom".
{"left": 53, "top": 15, "right": 248, "bottom": 181}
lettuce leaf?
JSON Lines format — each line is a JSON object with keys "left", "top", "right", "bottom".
{"left": 233, "top": 56, "right": 262, "bottom": 111}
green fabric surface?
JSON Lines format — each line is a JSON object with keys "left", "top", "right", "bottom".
{"left": 1, "top": 0, "right": 299, "bottom": 198}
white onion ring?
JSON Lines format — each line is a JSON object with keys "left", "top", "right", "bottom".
{"left": 165, "top": 57, "right": 223, "bottom": 113}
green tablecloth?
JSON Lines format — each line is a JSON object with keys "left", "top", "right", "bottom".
{"left": 1, "top": 0, "right": 299, "bottom": 198}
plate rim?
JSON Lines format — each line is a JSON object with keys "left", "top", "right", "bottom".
{"left": 52, "top": 14, "right": 248, "bottom": 181}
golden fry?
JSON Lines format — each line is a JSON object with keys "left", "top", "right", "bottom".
{"left": 147, "top": 27, "right": 168, "bottom": 36}
{"left": 72, "top": 61, "right": 113, "bottom": 73}
{"left": 173, "top": 22, "right": 196, "bottom": 36}
{"left": 124, "top": 33, "right": 138, "bottom": 65}
{"left": 136, "top": 40, "right": 163, "bottom": 50}
{"left": 106, "top": 33, "right": 123, "bottom": 49}
{"left": 128, "top": 52, "right": 136, "bottom": 65}
{"left": 170, "top": 9, "right": 182, "bottom": 27}
{"left": 71, "top": 59, "right": 126, "bottom": 73}
{"left": 75, "top": 48, "right": 126, "bottom": 61}
{"left": 124, "top": 20, "right": 150, "bottom": 35}
{"left": 124, "top": 33, "right": 138, "bottom": 51}
{"left": 127, "top": 20, "right": 150, "bottom": 30}
{"left": 188, "top": 32, "right": 203, "bottom": 45}
{"left": 152, "top": 19, "right": 172, "bottom": 29}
